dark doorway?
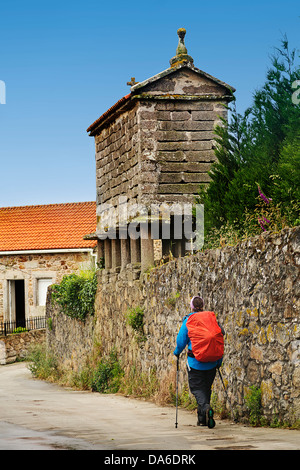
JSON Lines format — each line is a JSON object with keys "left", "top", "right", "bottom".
{"left": 15, "top": 280, "right": 25, "bottom": 327}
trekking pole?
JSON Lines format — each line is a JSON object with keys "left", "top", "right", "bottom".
{"left": 175, "top": 355, "right": 179, "bottom": 428}
{"left": 217, "top": 368, "right": 237, "bottom": 422}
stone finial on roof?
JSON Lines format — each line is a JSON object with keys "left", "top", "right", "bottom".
{"left": 127, "top": 77, "right": 139, "bottom": 86}
{"left": 170, "top": 28, "right": 194, "bottom": 67}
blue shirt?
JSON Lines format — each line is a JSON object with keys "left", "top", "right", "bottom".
{"left": 173, "top": 312, "right": 223, "bottom": 370}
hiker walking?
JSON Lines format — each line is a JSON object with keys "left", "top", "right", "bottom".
{"left": 174, "top": 295, "right": 225, "bottom": 428}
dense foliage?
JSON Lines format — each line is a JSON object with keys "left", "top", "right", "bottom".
{"left": 91, "top": 349, "right": 124, "bottom": 393}
{"left": 51, "top": 270, "right": 97, "bottom": 320}
{"left": 126, "top": 306, "right": 146, "bottom": 343}
{"left": 199, "top": 37, "right": 300, "bottom": 246}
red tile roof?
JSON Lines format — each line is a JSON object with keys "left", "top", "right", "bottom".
{"left": 87, "top": 94, "right": 131, "bottom": 135}
{"left": 0, "top": 202, "right": 97, "bottom": 252}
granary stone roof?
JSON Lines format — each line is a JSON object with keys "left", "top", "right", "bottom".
{"left": 86, "top": 28, "right": 235, "bottom": 137}
{"left": 130, "top": 60, "right": 235, "bottom": 96}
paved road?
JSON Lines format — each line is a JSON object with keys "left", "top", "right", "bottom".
{"left": 0, "top": 362, "right": 299, "bottom": 451}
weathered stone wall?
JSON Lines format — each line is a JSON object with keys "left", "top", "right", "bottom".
{"left": 138, "top": 98, "right": 224, "bottom": 206}
{"left": 94, "top": 96, "right": 224, "bottom": 221}
{"left": 46, "top": 226, "right": 300, "bottom": 424}
{"left": 0, "top": 329, "right": 45, "bottom": 365}
{"left": 46, "top": 288, "right": 95, "bottom": 371}
{"left": 95, "top": 103, "right": 139, "bottom": 208}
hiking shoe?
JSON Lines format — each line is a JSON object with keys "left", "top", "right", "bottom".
{"left": 197, "top": 413, "right": 206, "bottom": 426}
{"left": 197, "top": 417, "right": 206, "bottom": 426}
{"left": 197, "top": 405, "right": 206, "bottom": 426}
{"left": 206, "top": 408, "right": 215, "bottom": 429}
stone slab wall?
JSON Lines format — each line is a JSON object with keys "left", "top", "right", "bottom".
{"left": 46, "top": 226, "right": 300, "bottom": 424}
{"left": 95, "top": 96, "right": 227, "bottom": 212}
{"left": 95, "top": 103, "right": 139, "bottom": 209}
{"left": 0, "top": 329, "right": 45, "bottom": 365}
{"left": 46, "top": 289, "right": 95, "bottom": 371}
{"left": 138, "top": 98, "right": 225, "bottom": 206}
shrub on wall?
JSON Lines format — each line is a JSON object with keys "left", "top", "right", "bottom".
{"left": 126, "top": 306, "right": 146, "bottom": 343}
{"left": 51, "top": 270, "right": 97, "bottom": 321}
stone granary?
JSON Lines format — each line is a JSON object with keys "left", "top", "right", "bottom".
{"left": 86, "top": 28, "right": 235, "bottom": 274}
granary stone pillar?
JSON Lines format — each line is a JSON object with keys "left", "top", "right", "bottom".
{"left": 140, "top": 223, "right": 154, "bottom": 272}
{"left": 130, "top": 237, "right": 141, "bottom": 265}
{"left": 162, "top": 239, "right": 172, "bottom": 258}
{"left": 97, "top": 240, "right": 104, "bottom": 266}
{"left": 111, "top": 238, "right": 121, "bottom": 269}
{"left": 173, "top": 238, "right": 185, "bottom": 258}
{"left": 120, "top": 238, "right": 131, "bottom": 270}
{"left": 104, "top": 239, "right": 112, "bottom": 270}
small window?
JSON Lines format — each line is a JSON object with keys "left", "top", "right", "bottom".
{"left": 37, "top": 278, "right": 53, "bottom": 306}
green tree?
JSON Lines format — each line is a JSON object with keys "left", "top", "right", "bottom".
{"left": 199, "top": 37, "right": 300, "bottom": 237}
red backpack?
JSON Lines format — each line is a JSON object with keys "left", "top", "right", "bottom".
{"left": 186, "top": 311, "right": 224, "bottom": 362}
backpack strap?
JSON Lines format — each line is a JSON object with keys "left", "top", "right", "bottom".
{"left": 183, "top": 313, "right": 193, "bottom": 321}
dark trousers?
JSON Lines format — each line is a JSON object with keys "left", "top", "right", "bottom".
{"left": 187, "top": 366, "right": 216, "bottom": 423}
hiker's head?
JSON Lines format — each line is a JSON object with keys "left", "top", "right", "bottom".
{"left": 190, "top": 296, "right": 204, "bottom": 312}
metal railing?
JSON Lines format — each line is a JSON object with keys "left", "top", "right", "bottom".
{"left": 0, "top": 316, "right": 46, "bottom": 336}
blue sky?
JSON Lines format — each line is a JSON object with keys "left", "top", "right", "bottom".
{"left": 0, "top": 0, "right": 299, "bottom": 207}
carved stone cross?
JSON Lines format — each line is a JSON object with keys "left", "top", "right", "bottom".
{"left": 127, "top": 77, "right": 139, "bottom": 86}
